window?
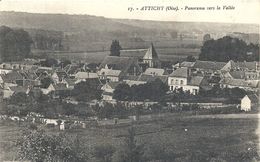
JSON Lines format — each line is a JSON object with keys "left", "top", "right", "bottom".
{"left": 175, "top": 79, "right": 179, "bottom": 85}
{"left": 193, "top": 89, "right": 198, "bottom": 95}
{"left": 171, "top": 79, "right": 174, "bottom": 84}
{"left": 180, "top": 80, "right": 184, "bottom": 85}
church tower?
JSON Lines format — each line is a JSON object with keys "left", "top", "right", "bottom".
{"left": 143, "top": 43, "right": 161, "bottom": 68}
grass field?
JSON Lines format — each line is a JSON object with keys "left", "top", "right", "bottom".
{"left": 0, "top": 114, "right": 259, "bottom": 161}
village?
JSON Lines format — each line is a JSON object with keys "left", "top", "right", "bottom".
{"left": 0, "top": 7, "right": 259, "bottom": 161}
{"left": 0, "top": 41, "right": 259, "bottom": 131}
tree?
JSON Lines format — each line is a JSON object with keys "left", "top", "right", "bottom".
{"left": 113, "top": 83, "right": 132, "bottom": 101}
{"left": 40, "top": 77, "right": 53, "bottom": 88}
{"left": 40, "top": 58, "right": 58, "bottom": 67}
{"left": 0, "top": 26, "right": 33, "bottom": 62}
{"left": 59, "top": 59, "right": 71, "bottom": 68}
{"left": 186, "top": 55, "right": 196, "bottom": 62}
{"left": 72, "top": 79, "right": 102, "bottom": 102}
{"left": 203, "top": 34, "right": 211, "bottom": 43}
{"left": 16, "top": 129, "right": 89, "bottom": 162}
{"left": 115, "top": 127, "right": 144, "bottom": 162}
{"left": 113, "top": 79, "right": 168, "bottom": 102}
{"left": 199, "top": 36, "right": 259, "bottom": 62}
{"left": 110, "top": 40, "right": 122, "bottom": 56}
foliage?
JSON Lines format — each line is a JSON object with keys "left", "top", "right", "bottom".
{"left": 72, "top": 79, "right": 102, "bottom": 102}
{"left": 59, "top": 59, "right": 71, "bottom": 68}
{"left": 40, "top": 77, "right": 53, "bottom": 88}
{"left": 16, "top": 129, "right": 88, "bottom": 162}
{"left": 113, "top": 79, "right": 168, "bottom": 101}
{"left": 199, "top": 36, "right": 259, "bottom": 62}
{"left": 186, "top": 55, "right": 196, "bottom": 62}
{"left": 203, "top": 34, "right": 211, "bottom": 42}
{"left": 39, "top": 58, "right": 58, "bottom": 67}
{"left": 114, "top": 127, "right": 144, "bottom": 162}
{"left": 32, "top": 29, "right": 63, "bottom": 50}
{"left": 0, "top": 26, "right": 33, "bottom": 62}
{"left": 113, "top": 83, "right": 132, "bottom": 101}
{"left": 110, "top": 40, "right": 122, "bottom": 56}
{"left": 93, "top": 144, "right": 115, "bottom": 162}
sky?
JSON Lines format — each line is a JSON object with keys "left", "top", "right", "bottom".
{"left": 0, "top": 0, "right": 259, "bottom": 24}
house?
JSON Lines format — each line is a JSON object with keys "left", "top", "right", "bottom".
{"left": 241, "top": 94, "right": 259, "bottom": 111}
{"left": 98, "top": 56, "right": 141, "bottom": 82}
{"left": 101, "top": 82, "right": 121, "bottom": 101}
{"left": 64, "top": 78, "right": 77, "bottom": 89}
{"left": 137, "top": 74, "right": 168, "bottom": 84}
{"left": 0, "top": 71, "right": 23, "bottom": 87}
{"left": 98, "top": 68, "right": 122, "bottom": 82}
{"left": 192, "top": 60, "right": 226, "bottom": 75}
{"left": 75, "top": 71, "right": 99, "bottom": 83}
{"left": 180, "top": 61, "right": 195, "bottom": 68}
{"left": 168, "top": 67, "right": 209, "bottom": 95}
{"left": 220, "top": 78, "right": 260, "bottom": 91}
{"left": 35, "top": 67, "right": 54, "bottom": 77}
{"left": 142, "top": 43, "right": 161, "bottom": 68}
{"left": 1, "top": 85, "right": 30, "bottom": 98}
{"left": 221, "top": 60, "right": 259, "bottom": 72}
{"left": 64, "top": 64, "right": 82, "bottom": 77}
{"left": 51, "top": 71, "right": 69, "bottom": 83}
{"left": 168, "top": 67, "right": 189, "bottom": 91}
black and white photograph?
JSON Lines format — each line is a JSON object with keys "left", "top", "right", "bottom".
{"left": 0, "top": 0, "right": 259, "bottom": 161}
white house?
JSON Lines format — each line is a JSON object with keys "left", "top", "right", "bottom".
{"left": 241, "top": 94, "right": 259, "bottom": 111}
{"left": 98, "top": 68, "right": 122, "bottom": 82}
{"left": 101, "top": 82, "right": 121, "bottom": 101}
{"left": 168, "top": 67, "right": 208, "bottom": 95}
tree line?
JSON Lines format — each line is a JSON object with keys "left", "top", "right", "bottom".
{"left": 0, "top": 26, "right": 33, "bottom": 62}
{"left": 199, "top": 36, "right": 259, "bottom": 62}
{"left": 113, "top": 79, "right": 168, "bottom": 102}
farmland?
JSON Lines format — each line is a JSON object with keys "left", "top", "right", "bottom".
{"left": 33, "top": 47, "right": 200, "bottom": 64}
{"left": 0, "top": 114, "right": 259, "bottom": 162}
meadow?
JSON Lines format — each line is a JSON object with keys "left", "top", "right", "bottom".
{"left": 0, "top": 114, "right": 259, "bottom": 162}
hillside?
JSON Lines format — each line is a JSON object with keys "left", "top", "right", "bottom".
{"left": 0, "top": 11, "right": 258, "bottom": 52}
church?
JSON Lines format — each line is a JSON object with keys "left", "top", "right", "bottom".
{"left": 142, "top": 43, "right": 161, "bottom": 68}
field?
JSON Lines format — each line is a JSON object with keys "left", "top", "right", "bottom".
{"left": 0, "top": 114, "right": 259, "bottom": 161}
{"left": 32, "top": 47, "right": 200, "bottom": 64}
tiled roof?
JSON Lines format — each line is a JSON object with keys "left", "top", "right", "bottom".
{"left": 144, "top": 68, "right": 165, "bottom": 76}
{"left": 75, "top": 72, "right": 98, "bottom": 79}
{"left": 99, "top": 68, "right": 121, "bottom": 76}
{"left": 229, "top": 71, "right": 245, "bottom": 79}
{"left": 245, "top": 93, "right": 259, "bottom": 103}
{"left": 169, "top": 67, "right": 188, "bottom": 78}
{"left": 138, "top": 74, "right": 168, "bottom": 83}
{"left": 220, "top": 78, "right": 259, "bottom": 88}
{"left": 107, "top": 82, "right": 121, "bottom": 89}
{"left": 53, "top": 83, "right": 68, "bottom": 91}
{"left": 0, "top": 71, "right": 23, "bottom": 83}
{"left": 193, "top": 60, "right": 226, "bottom": 71}
{"left": 55, "top": 71, "right": 68, "bottom": 79}
{"left": 180, "top": 61, "right": 195, "bottom": 68}
{"left": 99, "top": 56, "right": 141, "bottom": 75}
{"left": 9, "top": 86, "right": 29, "bottom": 93}
{"left": 188, "top": 76, "right": 204, "bottom": 86}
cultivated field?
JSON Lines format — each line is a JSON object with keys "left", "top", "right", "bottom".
{"left": 0, "top": 113, "right": 259, "bottom": 161}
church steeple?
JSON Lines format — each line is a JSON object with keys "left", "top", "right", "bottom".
{"left": 143, "top": 43, "right": 159, "bottom": 60}
{"left": 143, "top": 43, "right": 161, "bottom": 68}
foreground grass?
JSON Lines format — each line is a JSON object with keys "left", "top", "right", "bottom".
{"left": 0, "top": 114, "right": 259, "bottom": 162}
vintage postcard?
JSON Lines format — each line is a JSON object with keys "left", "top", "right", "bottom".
{"left": 0, "top": 0, "right": 259, "bottom": 161}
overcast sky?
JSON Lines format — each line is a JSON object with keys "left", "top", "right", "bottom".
{"left": 0, "top": 0, "right": 259, "bottom": 24}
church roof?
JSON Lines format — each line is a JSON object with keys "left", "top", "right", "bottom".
{"left": 143, "top": 43, "right": 159, "bottom": 60}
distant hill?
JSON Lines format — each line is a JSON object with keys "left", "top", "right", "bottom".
{"left": 0, "top": 11, "right": 258, "bottom": 51}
